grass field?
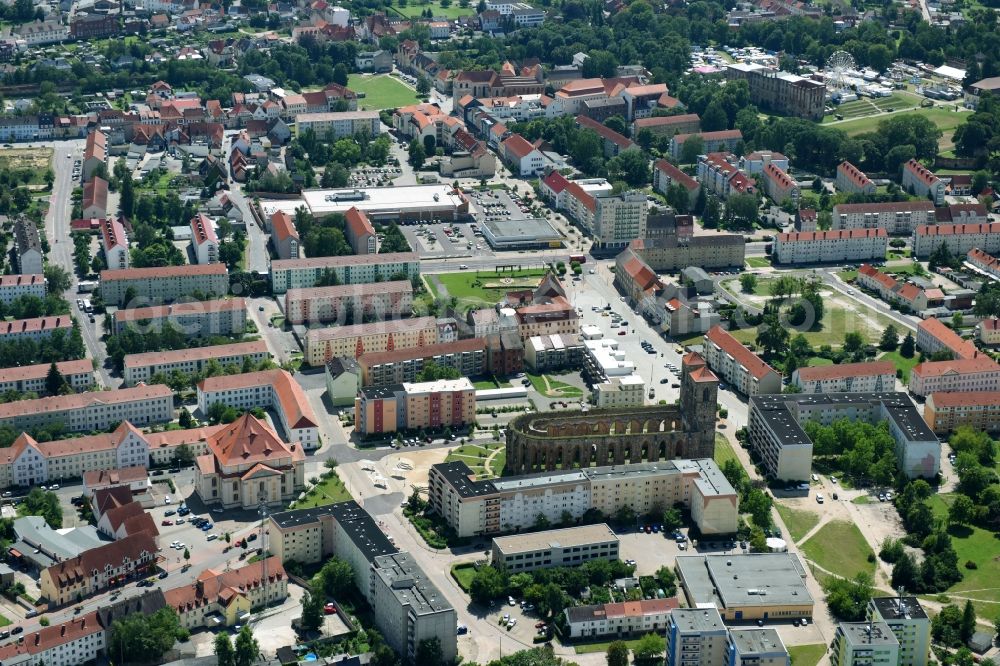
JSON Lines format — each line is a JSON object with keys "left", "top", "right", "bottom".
{"left": 391, "top": 0, "right": 476, "bottom": 18}
{"left": 879, "top": 349, "right": 919, "bottom": 383}
{"left": 823, "top": 93, "right": 919, "bottom": 123}
{"left": 729, "top": 303, "right": 898, "bottom": 348}
{"left": 472, "top": 377, "right": 511, "bottom": 390}
{"left": 714, "top": 433, "right": 739, "bottom": 468}
{"left": 746, "top": 257, "right": 772, "bottom": 268}
{"left": 430, "top": 269, "right": 548, "bottom": 307}
{"left": 293, "top": 472, "right": 351, "bottom": 509}
{"left": 575, "top": 637, "right": 648, "bottom": 654}
{"left": 828, "top": 107, "right": 969, "bottom": 150}
{"left": 0, "top": 148, "right": 53, "bottom": 185}
{"left": 926, "top": 494, "right": 1000, "bottom": 612}
{"left": 451, "top": 563, "right": 478, "bottom": 591}
{"left": 445, "top": 442, "right": 506, "bottom": 478}
{"left": 800, "top": 520, "right": 875, "bottom": 579}
{"left": 789, "top": 644, "right": 827, "bottom": 666}
{"left": 527, "top": 372, "right": 584, "bottom": 398}
{"left": 348, "top": 74, "right": 421, "bottom": 110}
{"left": 775, "top": 504, "right": 821, "bottom": 543}
{"left": 807, "top": 357, "right": 833, "bottom": 367}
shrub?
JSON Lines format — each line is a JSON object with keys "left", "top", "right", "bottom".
{"left": 965, "top": 560, "right": 978, "bottom": 569}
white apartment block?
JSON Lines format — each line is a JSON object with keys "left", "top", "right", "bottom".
{"left": 592, "top": 191, "right": 648, "bottom": 250}
{"left": 0, "top": 612, "right": 105, "bottom": 666}
{"left": 190, "top": 213, "right": 219, "bottom": 265}
{"left": 728, "top": 629, "right": 791, "bottom": 666}
{"left": 901, "top": 159, "right": 945, "bottom": 205}
{"left": 428, "top": 458, "right": 738, "bottom": 538}
{"left": 832, "top": 201, "right": 936, "bottom": 234}
{"left": 868, "top": 597, "right": 930, "bottom": 666}
{"left": 791, "top": 361, "right": 896, "bottom": 393}
{"left": 100, "top": 265, "right": 229, "bottom": 306}
{"left": 295, "top": 111, "right": 381, "bottom": 139}
{"left": 284, "top": 281, "right": 413, "bottom": 326}
{"left": 913, "top": 223, "right": 1000, "bottom": 259}
{"left": 835, "top": 161, "right": 876, "bottom": 195}
{"left": 832, "top": 622, "right": 900, "bottom": 666}
{"left": 196, "top": 369, "right": 320, "bottom": 448}
{"left": 0, "top": 385, "right": 173, "bottom": 434}
{"left": 0, "top": 274, "right": 46, "bottom": 306}
{"left": 491, "top": 524, "right": 619, "bottom": 573}
{"left": 773, "top": 228, "right": 888, "bottom": 265}
{"left": 0, "top": 359, "right": 93, "bottom": 395}
{"left": 0, "top": 316, "right": 73, "bottom": 343}
{"left": 703, "top": 325, "right": 782, "bottom": 396}
{"left": 967, "top": 248, "right": 1000, "bottom": 282}
{"left": 269, "top": 252, "right": 420, "bottom": 295}
{"left": 908, "top": 357, "right": 1000, "bottom": 397}
{"left": 666, "top": 608, "right": 729, "bottom": 666}
{"left": 593, "top": 374, "right": 646, "bottom": 408}
{"left": 123, "top": 340, "right": 269, "bottom": 385}
{"left": 113, "top": 298, "right": 247, "bottom": 337}
{"left": 1, "top": 421, "right": 150, "bottom": 488}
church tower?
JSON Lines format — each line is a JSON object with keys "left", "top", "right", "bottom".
{"left": 680, "top": 351, "right": 719, "bottom": 456}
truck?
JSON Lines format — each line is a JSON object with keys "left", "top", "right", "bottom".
{"left": 569, "top": 253, "right": 586, "bottom": 264}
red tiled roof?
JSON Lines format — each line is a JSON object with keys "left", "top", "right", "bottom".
{"left": 633, "top": 113, "right": 700, "bottom": 129}
{"left": 0, "top": 359, "right": 91, "bottom": 385}
{"left": 83, "top": 176, "right": 108, "bottom": 211}
{"left": 564, "top": 181, "right": 597, "bottom": 213}
{"left": 0, "top": 385, "right": 171, "bottom": 421}
{"left": 916, "top": 222, "right": 1000, "bottom": 237}
{"left": 653, "top": 159, "right": 699, "bottom": 191}
{"left": 918, "top": 317, "right": 979, "bottom": 360}
{"left": 198, "top": 369, "right": 317, "bottom": 431}
{"left": 833, "top": 201, "right": 935, "bottom": 214}
{"left": 502, "top": 133, "right": 537, "bottom": 160}
{"left": 763, "top": 162, "right": 795, "bottom": 189}
{"left": 100, "top": 216, "right": 127, "bottom": 251}
{"left": 44, "top": 533, "right": 157, "bottom": 593}
{"left": 928, "top": 391, "right": 1000, "bottom": 408}
{"left": 837, "top": 161, "right": 872, "bottom": 189}
{"left": 705, "top": 325, "right": 778, "bottom": 381}
{"left": 672, "top": 129, "right": 742, "bottom": 144}
{"left": 576, "top": 115, "right": 636, "bottom": 150}
{"left": 541, "top": 170, "right": 570, "bottom": 195}
{"left": 0, "top": 316, "right": 73, "bottom": 336}
{"left": 358, "top": 337, "right": 487, "bottom": 367}
{"left": 778, "top": 229, "right": 887, "bottom": 242}
{"left": 0, "top": 612, "right": 102, "bottom": 661}
{"left": 345, "top": 206, "right": 375, "bottom": 239}
{"left": 204, "top": 413, "right": 300, "bottom": 467}
{"left": 101, "top": 264, "right": 227, "bottom": 281}
{"left": 912, "top": 357, "right": 1000, "bottom": 378}
{"left": 114, "top": 298, "right": 245, "bottom": 324}
{"left": 0, "top": 273, "right": 45, "bottom": 288}
{"left": 795, "top": 360, "right": 896, "bottom": 382}
{"left": 904, "top": 159, "right": 940, "bottom": 186}
{"left": 271, "top": 211, "right": 299, "bottom": 242}
{"left": 164, "top": 557, "right": 285, "bottom": 614}
{"left": 191, "top": 213, "right": 217, "bottom": 245}
{"left": 123, "top": 340, "right": 267, "bottom": 369}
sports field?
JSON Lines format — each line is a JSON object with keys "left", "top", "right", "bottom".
{"left": 347, "top": 74, "right": 421, "bottom": 110}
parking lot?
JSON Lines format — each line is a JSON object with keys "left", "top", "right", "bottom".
{"left": 469, "top": 188, "right": 537, "bottom": 225}
{"left": 399, "top": 221, "right": 494, "bottom": 259}
{"left": 348, "top": 164, "right": 402, "bottom": 188}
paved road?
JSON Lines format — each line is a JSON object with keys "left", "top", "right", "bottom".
{"left": 818, "top": 267, "right": 919, "bottom": 332}
{"left": 44, "top": 140, "right": 116, "bottom": 388}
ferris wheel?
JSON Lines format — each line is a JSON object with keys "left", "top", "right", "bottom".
{"left": 826, "top": 50, "right": 857, "bottom": 92}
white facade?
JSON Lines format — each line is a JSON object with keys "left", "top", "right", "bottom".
{"left": 0, "top": 274, "right": 46, "bottom": 305}
{"left": 773, "top": 229, "right": 888, "bottom": 264}
{"left": 592, "top": 192, "right": 648, "bottom": 249}
{"left": 0, "top": 386, "right": 173, "bottom": 435}
{"left": 593, "top": 375, "right": 645, "bottom": 408}
{"left": 832, "top": 202, "right": 935, "bottom": 234}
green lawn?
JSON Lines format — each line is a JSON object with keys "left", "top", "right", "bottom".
{"left": 490, "top": 448, "right": 507, "bottom": 476}
{"left": 746, "top": 257, "right": 772, "bottom": 268}
{"left": 291, "top": 472, "right": 351, "bottom": 509}
{"left": 0, "top": 614, "right": 11, "bottom": 628}
{"left": 800, "top": 520, "right": 875, "bottom": 579}
{"left": 775, "top": 504, "right": 821, "bottom": 543}
{"left": 730, "top": 303, "right": 898, "bottom": 349}
{"left": 926, "top": 494, "right": 1000, "bottom": 607}
{"left": 879, "top": 350, "right": 919, "bottom": 383}
{"left": 828, "top": 107, "right": 969, "bottom": 150}
{"left": 391, "top": 0, "right": 476, "bottom": 18}
{"left": 789, "top": 644, "right": 827, "bottom": 666}
{"left": 347, "top": 74, "right": 422, "bottom": 110}
{"left": 527, "top": 372, "right": 584, "bottom": 398}
{"left": 451, "top": 563, "right": 477, "bottom": 591}
{"left": 838, "top": 270, "right": 859, "bottom": 282}
{"left": 807, "top": 357, "right": 833, "bottom": 367}
{"left": 852, "top": 495, "right": 871, "bottom": 505}
{"left": 445, "top": 442, "right": 505, "bottom": 478}
{"left": 575, "top": 637, "right": 648, "bottom": 654}
{"left": 429, "top": 268, "right": 548, "bottom": 307}
{"left": 714, "top": 433, "right": 739, "bottom": 469}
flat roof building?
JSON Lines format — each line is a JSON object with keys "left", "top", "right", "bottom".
{"left": 491, "top": 524, "right": 619, "bottom": 573}
{"left": 675, "top": 553, "right": 814, "bottom": 621}
{"left": 262, "top": 185, "right": 469, "bottom": 222}
{"left": 831, "top": 621, "right": 899, "bottom": 666}
{"left": 868, "top": 596, "right": 930, "bottom": 666}
{"left": 728, "top": 629, "right": 790, "bottom": 666}
{"left": 666, "top": 607, "right": 729, "bottom": 666}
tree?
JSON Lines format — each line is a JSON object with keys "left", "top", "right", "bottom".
{"left": 408, "top": 139, "right": 426, "bottom": 169}
{"left": 632, "top": 633, "right": 666, "bottom": 662}
{"left": 178, "top": 408, "right": 193, "bottom": 429}
{"left": 653, "top": 566, "right": 677, "bottom": 596}
{"left": 44, "top": 362, "right": 66, "bottom": 396}
{"left": 661, "top": 507, "right": 683, "bottom": 532}
{"left": 756, "top": 310, "right": 789, "bottom": 359}
{"left": 879, "top": 325, "right": 899, "bottom": 351}
{"left": 933, "top": 604, "right": 965, "bottom": 647}
{"left": 317, "top": 557, "right": 354, "bottom": 598}
{"left": 891, "top": 552, "right": 919, "bottom": 592}
{"left": 234, "top": 625, "right": 259, "bottom": 666}
{"left": 21, "top": 488, "right": 62, "bottom": 528}
{"left": 469, "top": 565, "right": 508, "bottom": 605}
{"left": 333, "top": 63, "right": 349, "bottom": 86}
{"left": 606, "top": 641, "right": 630, "bottom": 666}
{"left": 606, "top": 149, "right": 650, "bottom": 187}
{"left": 739, "top": 273, "right": 758, "bottom": 294}
{"left": 679, "top": 135, "right": 705, "bottom": 165}
{"left": 962, "top": 600, "right": 977, "bottom": 643}
{"left": 300, "top": 588, "right": 324, "bottom": 633}
{"left": 183, "top": 547, "right": 190, "bottom": 561}
{"left": 215, "top": 632, "right": 236, "bottom": 666}
{"left": 108, "top": 608, "right": 188, "bottom": 664}
{"left": 416, "top": 638, "right": 444, "bottom": 666}
{"left": 900, "top": 332, "right": 915, "bottom": 358}
{"left": 824, "top": 573, "right": 874, "bottom": 621}
{"left": 949, "top": 494, "right": 975, "bottom": 525}
{"left": 417, "top": 76, "right": 431, "bottom": 95}
{"left": 749, "top": 526, "right": 768, "bottom": 553}
{"left": 44, "top": 265, "right": 71, "bottom": 294}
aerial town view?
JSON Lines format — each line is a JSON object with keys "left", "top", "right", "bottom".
{"left": 0, "top": 0, "right": 998, "bottom": 665}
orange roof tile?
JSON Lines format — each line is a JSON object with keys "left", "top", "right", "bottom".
{"left": 705, "top": 325, "right": 779, "bottom": 381}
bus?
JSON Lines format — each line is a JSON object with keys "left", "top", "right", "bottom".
{"left": 569, "top": 254, "right": 586, "bottom": 264}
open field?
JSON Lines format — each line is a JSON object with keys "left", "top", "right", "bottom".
{"left": 291, "top": 472, "right": 352, "bottom": 509}
{"left": 451, "top": 563, "right": 477, "bottom": 591}
{"left": 528, "top": 372, "right": 584, "bottom": 398}
{"left": 926, "top": 494, "right": 1000, "bottom": 613}
{"left": 730, "top": 301, "right": 899, "bottom": 348}
{"left": 575, "top": 637, "right": 648, "bottom": 654}
{"left": 391, "top": 0, "right": 476, "bottom": 18}
{"left": 823, "top": 93, "right": 919, "bottom": 123}
{"left": 714, "top": 433, "right": 739, "bottom": 468}
{"left": 347, "top": 74, "right": 421, "bottom": 110}
{"left": 789, "top": 644, "right": 827, "bottom": 666}
{"left": 746, "top": 257, "right": 772, "bottom": 268}
{"left": 775, "top": 504, "right": 821, "bottom": 544}
{"left": 445, "top": 442, "right": 506, "bottom": 478}
{"left": 827, "top": 107, "right": 969, "bottom": 150}
{"left": 0, "top": 147, "right": 52, "bottom": 185}
{"left": 879, "top": 350, "right": 919, "bottom": 383}
{"left": 800, "top": 520, "right": 875, "bottom": 579}
{"left": 428, "top": 269, "right": 548, "bottom": 307}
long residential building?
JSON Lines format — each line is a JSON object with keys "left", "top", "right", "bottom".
{"left": 567, "top": 599, "right": 678, "bottom": 640}
{"left": 355, "top": 378, "right": 477, "bottom": 435}
{"left": 773, "top": 228, "right": 888, "bottom": 265}
{"left": 652, "top": 159, "right": 701, "bottom": 209}
{"left": 0, "top": 273, "right": 47, "bottom": 305}
{"left": 40, "top": 533, "right": 158, "bottom": 606}
{"left": 747, "top": 392, "right": 939, "bottom": 481}
{"left": 0, "top": 610, "right": 106, "bottom": 666}
{"left": 269, "top": 252, "right": 420, "bottom": 295}
{"left": 912, "top": 222, "right": 1000, "bottom": 259}
{"left": 0, "top": 421, "right": 151, "bottom": 489}
{"left": 966, "top": 247, "right": 1000, "bottom": 281}
{"left": 835, "top": 161, "right": 876, "bottom": 195}
{"left": 627, "top": 236, "right": 745, "bottom": 272}
{"left": 100, "top": 265, "right": 229, "bottom": 307}
{"left": 427, "top": 458, "right": 738, "bottom": 538}
{"left": 761, "top": 162, "right": 799, "bottom": 205}
{"left": 305, "top": 315, "right": 441, "bottom": 365}
{"left": 164, "top": 557, "right": 288, "bottom": 631}
{"left": 901, "top": 159, "right": 945, "bottom": 205}
{"left": 267, "top": 501, "right": 457, "bottom": 664}
{"left": 357, "top": 337, "right": 489, "bottom": 387}
{"left": 113, "top": 298, "right": 247, "bottom": 336}
{"left": 703, "top": 326, "right": 782, "bottom": 397}
{"left": 123, "top": 340, "right": 269, "bottom": 385}
{"left": 908, "top": 356, "right": 1000, "bottom": 397}
{"left": 791, "top": 361, "right": 896, "bottom": 394}
{"left": 295, "top": 111, "right": 381, "bottom": 138}
{"left": 669, "top": 130, "right": 743, "bottom": 161}
{"left": 0, "top": 385, "right": 173, "bottom": 434}
{"left": 284, "top": 281, "right": 413, "bottom": 325}
{"left": 924, "top": 391, "right": 1000, "bottom": 435}
{"left": 196, "top": 369, "right": 319, "bottom": 449}
{"left": 0, "top": 316, "right": 73, "bottom": 343}
{"left": 0, "top": 359, "right": 94, "bottom": 395}
{"left": 832, "top": 201, "right": 936, "bottom": 234}
{"left": 490, "top": 524, "right": 620, "bottom": 573}
{"left": 856, "top": 264, "right": 938, "bottom": 312}
{"left": 915, "top": 317, "right": 978, "bottom": 360}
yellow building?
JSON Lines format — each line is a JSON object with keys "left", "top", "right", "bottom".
{"left": 163, "top": 557, "right": 288, "bottom": 630}
{"left": 355, "top": 378, "right": 477, "bottom": 436}
{"left": 305, "top": 316, "right": 441, "bottom": 365}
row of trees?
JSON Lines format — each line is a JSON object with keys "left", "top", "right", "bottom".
{"left": 104, "top": 324, "right": 248, "bottom": 373}
{"left": 803, "top": 419, "right": 899, "bottom": 486}
{"left": 0, "top": 325, "right": 85, "bottom": 368}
